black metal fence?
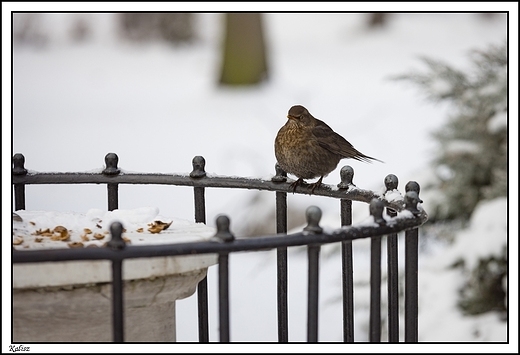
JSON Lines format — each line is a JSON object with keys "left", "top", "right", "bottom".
{"left": 12, "top": 152, "right": 428, "bottom": 342}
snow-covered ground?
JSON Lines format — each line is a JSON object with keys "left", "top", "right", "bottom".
{"left": 4, "top": 7, "right": 517, "bottom": 352}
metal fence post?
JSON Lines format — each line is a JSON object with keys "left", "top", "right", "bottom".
{"left": 191, "top": 156, "right": 210, "bottom": 343}
{"left": 384, "top": 174, "right": 400, "bottom": 342}
{"left": 212, "top": 215, "right": 235, "bottom": 342}
{"left": 338, "top": 165, "right": 354, "bottom": 342}
{"left": 107, "top": 221, "right": 127, "bottom": 342}
{"left": 404, "top": 182, "right": 422, "bottom": 342}
{"left": 272, "top": 163, "right": 288, "bottom": 342}
{"left": 303, "top": 206, "right": 323, "bottom": 342}
{"left": 369, "top": 199, "right": 385, "bottom": 342}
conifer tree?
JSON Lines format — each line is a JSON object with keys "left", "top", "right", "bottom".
{"left": 396, "top": 42, "right": 508, "bottom": 316}
{"left": 397, "top": 42, "right": 507, "bottom": 221}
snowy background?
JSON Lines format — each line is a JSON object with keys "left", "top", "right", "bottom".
{"left": 4, "top": 6, "right": 517, "bottom": 352}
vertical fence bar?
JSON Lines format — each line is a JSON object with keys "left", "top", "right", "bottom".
{"left": 107, "top": 222, "right": 126, "bottom": 343}
{"left": 194, "top": 187, "right": 209, "bottom": 343}
{"left": 404, "top": 182, "right": 421, "bottom": 342}
{"left": 218, "top": 253, "right": 230, "bottom": 342}
{"left": 276, "top": 191, "right": 288, "bottom": 343}
{"left": 368, "top": 198, "right": 387, "bottom": 343}
{"left": 103, "top": 153, "right": 120, "bottom": 211}
{"left": 196, "top": 277, "right": 209, "bottom": 342}
{"left": 12, "top": 154, "right": 28, "bottom": 211}
{"left": 272, "top": 163, "right": 289, "bottom": 343}
{"left": 405, "top": 227, "right": 419, "bottom": 342}
{"left": 384, "top": 174, "right": 400, "bottom": 342}
{"left": 213, "top": 215, "right": 234, "bottom": 343}
{"left": 340, "top": 199, "right": 354, "bottom": 342}
{"left": 307, "top": 244, "right": 320, "bottom": 342}
{"left": 369, "top": 235, "right": 382, "bottom": 342}
{"left": 111, "top": 259, "right": 124, "bottom": 342}
{"left": 191, "top": 156, "right": 209, "bottom": 343}
{"left": 13, "top": 184, "right": 26, "bottom": 211}
{"left": 194, "top": 186, "right": 206, "bottom": 223}
{"left": 338, "top": 165, "right": 355, "bottom": 342}
{"left": 194, "top": 186, "right": 209, "bottom": 343}
{"left": 386, "top": 208, "right": 399, "bottom": 342}
{"left": 368, "top": 186, "right": 389, "bottom": 343}
{"left": 107, "top": 184, "right": 119, "bottom": 211}
{"left": 303, "top": 206, "right": 323, "bottom": 343}
{"left": 196, "top": 276, "right": 209, "bottom": 342}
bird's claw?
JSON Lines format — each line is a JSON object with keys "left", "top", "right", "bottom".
{"left": 289, "top": 178, "right": 304, "bottom": 193}
{"left": 309, "top": 176, "right": 324, "bottom": 195}
{"left": 309, "top": 182, "right": 321, "bottom": 194}
{"left": 289, "top": 177, "right": 323, "bottom": 195}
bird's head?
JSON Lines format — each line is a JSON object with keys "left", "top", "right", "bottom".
{"left": 287, "top": 105, "right": 313, "bottom": 127}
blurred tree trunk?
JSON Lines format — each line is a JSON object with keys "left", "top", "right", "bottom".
{"left": 367, "top": 13, "right": 389, "bottom": 28}
{"left": 219, "top": 13, "right": 268, "bottom": 85}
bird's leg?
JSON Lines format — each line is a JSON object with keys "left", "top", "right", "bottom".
{"left": 289, "top": 178, "right": 304, "bottom": 193}
{"left": 309, "top": 176, "right": 324, "bottom": 194}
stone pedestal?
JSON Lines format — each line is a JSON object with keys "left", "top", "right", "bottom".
{"left": 12, "top": 210, "right": 218, "bottom": 342}
{"left": 13, "top": 258, "right": 214, "bottom": 342}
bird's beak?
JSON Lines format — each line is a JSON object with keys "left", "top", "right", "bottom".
{"left": 287, "top": 115, "right": 296, "bottom": 120}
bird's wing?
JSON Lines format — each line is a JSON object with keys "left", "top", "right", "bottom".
{"left": 312, "top": 119, "right": 377, "bottom": 163}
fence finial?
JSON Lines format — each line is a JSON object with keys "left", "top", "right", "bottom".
{"left": 212, "top": 215, "right": 235, "bottom": 242}
{"left": 384, "top": 174, "right": 398, "bottom": 192}
{"left": 404, "top": 191, "right": 422, "bottom": 216}
{"left": 405, "top": 181, "right": 421, "bottom": 196}
{"left": 304, "top": 206, "right": 323, "bottom": 233}
{"left": 370, "top": 198, "right": 386, "bottom": 225}
{"left": 190, "top": 156, "right": 206, "bottom": 178}
{"left": 337, "top": 165, "right": 355, "bottom": 189}
{"left": 271, "top": 162, "right": 287, "bottom": 182}
{"left": 12, "top": 153, "right": 28, "bottom": 176}
{"left": 107, "top": 221, "right": 126, "bottom": 250}
{"left": 103, "top": 153, "right": 120, "bottom": 175}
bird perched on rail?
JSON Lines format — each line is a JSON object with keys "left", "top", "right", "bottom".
{"left": 275, "top": 105, "right": 383, "bottom": 194}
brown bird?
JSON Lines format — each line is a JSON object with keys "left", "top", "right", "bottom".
{"left": 275, "top": 105, "right": 383, "bottom": 193}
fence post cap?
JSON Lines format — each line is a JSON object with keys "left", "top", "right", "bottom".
{"left": 13, "top": 153, "right": 28, "bottom": 176}
{"left": 384, "top": 174, "right": 398, "bottom": 191}
{"left": 190, "top": 156, "right": 207, "bottom": 178}
{"left": 303, "top": 206, "right": 323, "bottom": 233}
{"left": 337, "top": 165, "right": 355, "bottom": 189}
{"left": 405, "top": 181, "right": 421, "bottom": 195}
{"left": 107, "top": 221, "right": 126, "bottom": 250}
{"left": 103, "top": 153, "right": 120, "bottom": 175}
{"left": 369, "top": 198, "right": 386, "bottom": 225}
{"left": 212, "top": 214, "right": 235, "bottom": 242}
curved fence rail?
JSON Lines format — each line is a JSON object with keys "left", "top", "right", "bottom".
{"left": 12, "top": 152, "right": 427, "bottom": 342}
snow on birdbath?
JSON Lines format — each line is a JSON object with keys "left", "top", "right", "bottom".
{"left": 12, "top": 208, "right": 217, "bottom": 342}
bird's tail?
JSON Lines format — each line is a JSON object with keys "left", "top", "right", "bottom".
{"left": 353, "top": 151, "right": 384, "bottom": 164}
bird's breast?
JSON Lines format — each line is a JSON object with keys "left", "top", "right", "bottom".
{"left": 275, "top": 125, "right": 340, "bottom": 179}
{"left": 275, "top": 126, "right": 313, "bottom": 154}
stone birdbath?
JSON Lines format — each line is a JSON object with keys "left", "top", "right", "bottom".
{"left": 12, "top": 208, "right": 217, "bottom": 342}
